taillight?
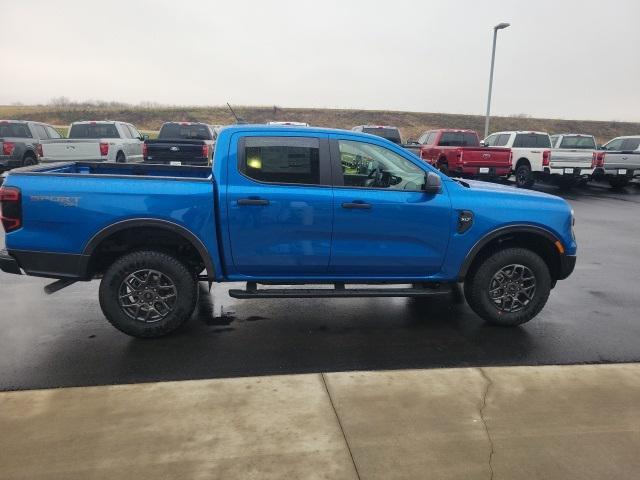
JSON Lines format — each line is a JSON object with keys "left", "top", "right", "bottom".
{"left": 142, "top": 142, "right": 148, "bottom": 158}
{"left": 2, "top": 142, "right": 15, "bottom": 156}
{"left": 99, "top": 142, "right": 109, "bottom": 156}
{"left": 542, "top": 150, "right": 550, "bottom": 167}
{"left": 0, "top": 186, "right": 22, "bottom": 232}
{"left": 36, "top": 144, "right": 43, "bottom": 157}
{"left": 593, "top": 152, "right": 605, "bottom": 168}
{"left": 202, "top": 144, "right": 209, "bottom": 158}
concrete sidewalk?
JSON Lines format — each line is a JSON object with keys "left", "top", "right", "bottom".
{"left": 1, "top": 364, "right": 640, "bottom": 480}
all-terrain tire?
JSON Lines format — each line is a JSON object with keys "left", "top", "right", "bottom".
{"left": 23, "top": 154, "right": 37, "bottom": 167}
{"left": 464, "top": 247, "right": 551, "bottom": 326}
{"left": 99, "top": 250, "right": 198, "bottom": 338}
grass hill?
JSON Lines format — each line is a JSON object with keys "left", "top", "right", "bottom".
{"left": 1, "top": 104, "right": 638, "bottom": 144}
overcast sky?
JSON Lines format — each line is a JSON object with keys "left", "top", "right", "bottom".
{"left": 2, "top": 0, "right": 639, "bottom": 121}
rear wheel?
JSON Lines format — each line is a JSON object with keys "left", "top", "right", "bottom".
{"left": 515, "top": 164, "right": 534, "bottom": 188}
{"left": 464, "top": 247, "right": 551, "bottom": 326}
{"left": 437, "top": 161, "right": 449, "bottom": 176}
{"left": 23, "top": 154, "right": 37, "bottom": 167}
{"left": 99, "top": 250, "right": 198, "bottom": 338}
{"left": 609, "top": 177, "right": 629, "bottom": 189}
{"left": 116, "top": 151, "right": 126, "bottom": 163}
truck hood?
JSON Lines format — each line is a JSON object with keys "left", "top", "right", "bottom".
{"left": 454, "top": 178, "right": 559, "bottom": 200}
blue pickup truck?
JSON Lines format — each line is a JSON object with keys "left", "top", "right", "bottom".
{"left": 0, "top": 125, "right": 577, "bottom": 337}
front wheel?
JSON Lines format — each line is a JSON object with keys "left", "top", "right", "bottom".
{"left": 515, "top": 164, "right": 534, "bottom": 188}
{"left": 99, "top": 250, "right": 198, "bottom": 338}
{"left": 464, "top": 248, "right": 551, "bottom": 326}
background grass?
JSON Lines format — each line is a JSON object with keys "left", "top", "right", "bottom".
{"left": 2, "top": 104, "right": 638, "bottom": 144}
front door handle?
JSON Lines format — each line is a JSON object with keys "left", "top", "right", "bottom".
{"left": 238, "top": 198, "right": 269, "bottom": 206}
{"left": 342, "top": 201, "right": 371, "bottom": 210}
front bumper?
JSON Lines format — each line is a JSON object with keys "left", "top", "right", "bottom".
{"left": 0, "top": 249, "right": 21, "bottom": 275}
{"left": 557, "top": 254, "right": 576, "bottom": 280}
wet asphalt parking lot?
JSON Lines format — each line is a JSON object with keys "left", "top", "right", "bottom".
{"left": 1, "top": 181, "right": 639, "bottom": 391}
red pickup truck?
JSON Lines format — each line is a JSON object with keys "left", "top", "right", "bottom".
{"left": 414, "top": 129, "right": 512, "bottom": 178}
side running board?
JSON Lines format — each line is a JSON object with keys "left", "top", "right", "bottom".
{"left": 228, "top": 282, "right": 450, "bottom": 299}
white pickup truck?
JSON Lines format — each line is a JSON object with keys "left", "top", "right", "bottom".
{"left": 42, "top": 121, "right": 145, "bottom": 163}
{"left": 547, "top": 134, "right": 597, "bottom": 186}
{"left": 593, "top": 135, "right": 640, "bottom": 188}
{"left": 483, "top": 131, "right": 552, "bottom": 188}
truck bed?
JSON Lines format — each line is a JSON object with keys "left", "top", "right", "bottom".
{"left": 11, "top": 161, "right": 213, "bottom": 180}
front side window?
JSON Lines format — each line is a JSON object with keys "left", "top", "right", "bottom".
{"left": 127, "top": 125, "right": 141, "bottom": 139}
{"left": 484, "top": 134, "right": 498, "bottom": 146}
{"left": 602, "top": 138, "right": 623, "bottom": 150}
{"left": 241, "top": 137, "right": 320, "bottom": 185}
{"left": 46, "top": 126, "right": 62, "bottom": 139}
{"left": 338, "top": 140, "right": 425, "bottom": 190}
{"left": 621, "top": 138, "right": 640, "bottom": 151}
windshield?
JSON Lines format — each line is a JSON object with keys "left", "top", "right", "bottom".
{"left": 559, "top": 136, "right": 596, "bottom": 149}
{"left": 362, "top": 128, "right": 402, "bottom": 144}
{"left": 438, "top": 132, "right": 479, "bottom": 147}
{"left": 0, "top": 122, "right": 32, "bottom": 138}
{"left": 159, "top": 123, "right": 212, "bottom": 140}
{"left": 69, "top": 123, "right": 119, "bottom": 139}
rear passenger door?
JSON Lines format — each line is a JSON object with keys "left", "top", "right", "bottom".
{"left": 226, "top": 134, "right": 334, "bottom": 277}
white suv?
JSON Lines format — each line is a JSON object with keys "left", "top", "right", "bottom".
{"left": 484, "top": 131, "right": 552, "bottom": 188}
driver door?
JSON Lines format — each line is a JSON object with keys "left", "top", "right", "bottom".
{"left": 328, "top": 135, "right": 452, "bottom": 277}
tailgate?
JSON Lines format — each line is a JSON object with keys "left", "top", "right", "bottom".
{"left": 145, "top": 141, "right": 205, "bottom": 163}
{"left": 42, "top": 141, "right": 101, "bottom": 161}
{"left": 460, "top": 147, "right": 511, "bottom": 167}
{"left": 550, "top": 150, "right": 593, "bottom": 168}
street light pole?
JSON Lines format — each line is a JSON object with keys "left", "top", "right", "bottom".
{"left": 484, "top": 22, "right": 510, "bottom": 139}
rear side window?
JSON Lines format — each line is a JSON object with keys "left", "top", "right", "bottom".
{"left": 513, "top": 134, "right": 551, "bottom": 148}
{"left": 621, "top": 138, "right": 640, "bottom": 151}
{"left": 159, "top": 123, "right": 213, "bottom": 140}
{"left": 438, "top": 132, "right": 479, "bottom": 147}
{"left": 0, "top": 122, "right": 32, "bottom": 138}
{"left": 362, "top": 128, "right": 402, "bottom": 144}
{"left": 240, "top": 137, "right": 320, "bottom": 185}
{"left": 33, "top": 124, "right": 49, "bottom": 139}
{"left": 559, "top": 136, "right": 596, "bottom": 149}
{"left": 69, "top": 123, "right": 120, "bottom": 138}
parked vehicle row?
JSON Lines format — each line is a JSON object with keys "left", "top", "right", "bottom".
{"left": 0, "top": 120, "right": 62, "bottom": 170}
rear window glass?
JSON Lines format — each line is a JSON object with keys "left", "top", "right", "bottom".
{"left": 559, "top": 136, "right": 596, "bottom": 149}
{"left": 69, "top": 123, "right": 120, "bottom": 139}
{"left": 362, "top": 128, "right": 402, "bottom": 144}
{"left": 438, "top": 132, "right": 479, "bottom": 147}
{"left": 513, "top": 134, "right": 551, "bottom": 148}
{"left": 159, "top": 123, "right": 213, "bottom": 140}
{"left": 241, "top": 137, "right": 320, "bottom": 185}
{"left": 0, "top": 122, "right": 32, "bottom": 138}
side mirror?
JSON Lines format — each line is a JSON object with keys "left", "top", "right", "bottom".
{"left": 142, "top": 134, "right": 149, "bottom": 141}
{"left": 423, "top": 171, "right": 442, "bottom": 194}
{"left": 598, "top": 145, "right": 605, "bottom": 150}
{"left": 479, "top": 141, "right": 486, "bottom": 147}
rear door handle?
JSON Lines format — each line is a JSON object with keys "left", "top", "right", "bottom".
{"left": 238, "top": 198, "right": 269, "bottom": 206}
{"left": 342, "top": 201, "right": 371, "bottom": 209}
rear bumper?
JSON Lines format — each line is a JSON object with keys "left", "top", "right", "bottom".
{"left": 558, "top": 254, "right": 576, "bottom": 280}
{"left": 143, "top": 158, "right": 209, "bottom": 166}
{"left": 0, "top": 155, "right": 24, "bottom": 169}
{"left": 547, "top": 166, "right": 593, "bottom": 177}
{"left": 0, "top": 249, "right": 21, "bottom": 275}
{"left": 458, "top": 166, "right": 511, "bottom": 176}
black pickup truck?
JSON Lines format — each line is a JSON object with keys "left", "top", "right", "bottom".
{"left": 143, "top": 122, "right": 216, "bottom": 166}
{"left": 0, "top": 120, "right": 62, "bottom": 172}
